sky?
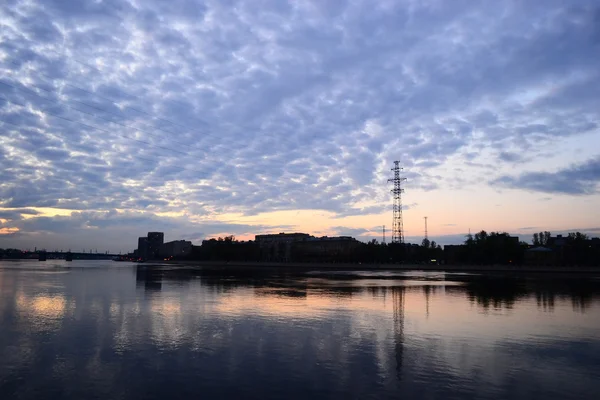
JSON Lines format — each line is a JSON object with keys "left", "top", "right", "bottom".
{"left": 1, "top": 0, "right": 599, "bottom": 253}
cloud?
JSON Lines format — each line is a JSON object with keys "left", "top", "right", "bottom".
{"left": 0, "top": 227, "right": 20, "bottom": 236}
{"left": 493, "top": 156, "right": 600, "bottom": 195}
{"left": 332, "top": 205, "right": 389, "bottom": 219}
{"left": 0, "top": 208, "right": 40, "bottom": 221}
{"left": 330, "top": 226, "right": 371, "bottom": 238}
{"left": 497, "top": 152, "right": 523, "bottom": 163}
{"left": 0, "top": 0, "right": 599, "bottom": 250}
{"left": 0, "top": 209, "right": 297, "bottom": 251}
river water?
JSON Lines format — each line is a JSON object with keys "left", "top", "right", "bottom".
{"left": 1, "top": 261, "right": 599, "bottom": 399}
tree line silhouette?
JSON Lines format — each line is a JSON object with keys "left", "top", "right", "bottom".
{"left": 2, "top": 230, "right": 598, "bottom": 266}
{"left": 182, "top": 230, "right": 598, "bottom": 266}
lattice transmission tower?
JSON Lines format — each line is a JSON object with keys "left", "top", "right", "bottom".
{"left": 388, "top": 161, "right": 407, "bottom": 244}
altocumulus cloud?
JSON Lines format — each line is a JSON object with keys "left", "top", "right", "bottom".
{"left": 493, "top": 156, "right": 600, "bottom": 195}
{"left": 0, "top": 0, "right": 599, "bottom": 250}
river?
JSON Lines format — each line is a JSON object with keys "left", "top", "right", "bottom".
{"left": 1, "top": 260, "right": 599, "bottom": 399}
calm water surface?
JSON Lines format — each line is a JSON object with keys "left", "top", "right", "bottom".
{"left": 1, "top": 261, "right": 599, "bottom": 399}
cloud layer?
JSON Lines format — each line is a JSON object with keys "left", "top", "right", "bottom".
{"left": 1, "top": 0, "right": 599, "bottom": 250}
{"left": 494, "top": 157, "right": 600, "bottom": 195}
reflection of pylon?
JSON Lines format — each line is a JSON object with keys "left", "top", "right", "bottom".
{"left": 388, "top": 161, "right": 407, "bottom": 243}
{"left": 423, "top": 286, "right": 431, "bottom": 319}
{"left": 392, "top": 287, "right": 405, "bottom": 381}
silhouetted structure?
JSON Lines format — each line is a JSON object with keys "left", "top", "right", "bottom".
{"left": 541, "top": 233, "right": 600, "bottom": 266}
{"left": 137, "top": 236, "right": 149, "bottom": 259}
{"left": 445, "top": 231, "right": 523, "bottom": 265}
{"left": 119, "top": 229, "right": 600, "bottom": 266}
{"left": 388, "top": 161, "right": 407, "bottom": 244}
{"left": 256, "top": 233, "right": 311, "bottom": 262}
{"left": 159, "top": 240, "right": 192, "bottom": 259}
{"left": 291, "top": 236, "right": 362, "bottom": 263}
{"left": 193, "top": 236, "right": 259, "bottom": 261}
{"left": 147, "top": 232, "right": 164, "bottom": 259}
{"left": 525, "top": 247, "right": 555, "bottom": 266}
{"left": 0, "top": 249, "right": 118, "bottom": 260}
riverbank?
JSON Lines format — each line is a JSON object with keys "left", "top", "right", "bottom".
{"left": 157, "top": 260, "right": 600, "bottom": 274}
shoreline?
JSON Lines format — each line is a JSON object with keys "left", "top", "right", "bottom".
{"left": 157, "top": 260, "right": 600, "bottom": 274}
{"left": 2, "top": 259, "right": 598, "bottom": 274}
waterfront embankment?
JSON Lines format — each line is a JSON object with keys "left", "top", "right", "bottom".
{"left": 158, "top": 260, "right": 600, "bottom": 274}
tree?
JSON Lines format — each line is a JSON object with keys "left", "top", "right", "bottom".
{"left": 465, "top": 232, "right": 474, "bottom": 246}
{"left": 421, "top": 238, "right": 430, "bottom": 248}
{"left": 475, "top": 230, "right": 488, "bottom": 244}
{"left": 543, "top": 231, "right": 551, "bottom": 246}
{"left": 568, "top": 232, "right": 588, "bottom": 241}
{"left": 459, "top": 231, "right": 525, "bottom": 265}
{"left": 532, "top": 233, "right": 539, "bottom": 246}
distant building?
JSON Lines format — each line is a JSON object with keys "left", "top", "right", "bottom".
{"left": 197, "top": 239, "right": 259, "bottom": 261}
{"left": 255, "top": 233, "right": 311, "bottom": 262}
{"left": 292, "top": 236, "right": 361, "bottom": 262}
{"left": 159, "top": 240, "right": 192, "bottom": 258}
{"left": 147, "top": 232, "right": 164, "bottom": 259}
{"left": 255, "top": 233, "right": 311, "bottom": 243}
{"left": 443, "top": 244, "right": 464, "bottom": 265}
{"left": 137, "top": 237, "right": 149, "bottom": 259}
{"left": 547, "top": 234, "right": 568, "bottom": 247}
{"left": 525, "top": 246, "right": 555, "bottom": 266}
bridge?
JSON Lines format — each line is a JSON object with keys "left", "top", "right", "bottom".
{"left": 27, "top": 251, "right": 120, "bottom": 261}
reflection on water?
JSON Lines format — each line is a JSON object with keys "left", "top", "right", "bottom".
{"left": 1, "top": 261, "right": 600, "bottom": 399}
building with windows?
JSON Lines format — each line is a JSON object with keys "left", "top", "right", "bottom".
{"left": 137, "top": 237, "right": 149, "bottom": 259}
{"left": 291, "top": 236, "right": 361, "bottom": 262}
{"left": 524, "top": 246, "right": 555, "bottom": 266}
{"left": 147, "top": 232, "right": 164, "bottom": 259}
{"left": 255, "top": 233, "right": 311, "bottom": 262}
{"left": 255, "top": 233, "right": 362, "bottom": 262}
{"left": 159, "top": 240, "right": 192, "bottom": 258}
